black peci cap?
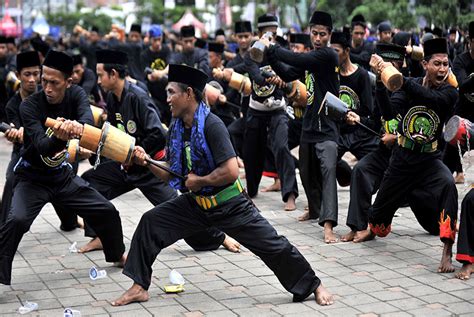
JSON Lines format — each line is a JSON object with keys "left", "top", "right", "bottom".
{"left": 331, "top": 31, "right": 351, "bottom": 48}
{"left": 257, "top": 14, "right": 279, "bottom": 29}
{"left": 30, "top": 37, "right": 50, "bottom": 56}
{"left": 96, "top": 49, "right": 128, "bottom": 65}
{"left": 194, "top": 38, "right": 207, "bottom": 49}
{"left": 43, "top": 50, "right": 73, "bottom": 77}
{"left": 309, "top": 11, "right": 333, "bottom": 30}
{"left": 235, "top": 21, "right": 252, "bottom": 34}
{"left": 181, "top": 25, "right": 195, "bottom": 38}
{"left": 423, "top": 38, "right": 448, "bottom": 59}
{"left": 378, "top": 21, "right": 392, "bottom": 33}
{"left": 289, "top": 33, "right": 311, "bottom": 47}
{"left": 469, "top": 21, "right": 474, "bottom": 39}
{"left": 351, "top": 14, "right": 366, "bottom": 28}
{"left": 208, "top": 41, "right": 224, "bottom": 53}
{"left": 130, "top": 24, "right": 142, "bottom": 34}
{"left": 168, "top": 64, "right": 208, "bottom": 92}
{"left": 376, "top": 43, "right": 406, "bottom": 62}
{"left": 71, "top": 54, "right": 83, "bottom": 66}
{"left": 16, "top": 51, "right": 41, "bottom": 72}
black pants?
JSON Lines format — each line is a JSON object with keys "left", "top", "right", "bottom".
{"left": 442, "top": 143, "right": 463, "bottom": 174}
{"left": 243, "top": 111, "right": 298, "bottom": 202}
{"left": 457, "top": 189, "right": 474, "bottom": 264}
{"left": 299, "top": 141, "right": 338, "bottom": 225}
{"left": 123, "top": 193, "right": 320, "bottom": 302}
{"left": 0, "top": 173, "right": 125, "bottom": 285}
{"left": 346, "top": 144, "right": 392, "bottom": 231}
{"left": 369, "top": 148, "right": 458, "bottom": 242}
{"left": 1, "top": 151, "right": 79, "bottom": 230}
{"left": 336, "top": 129, "right": 380, "bottom": 186}
{"left": 228, "top": 117, "right": 245, "bottom": 157}
{"left": 81, "top": 161, "right": 225, "bottom": 251}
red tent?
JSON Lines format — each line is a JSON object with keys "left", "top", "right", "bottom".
{"left": 172, "top": 10, "right": 205, "bottom": 32}
{"left": 0, "top": 14, "right": 18, "bottom": 37}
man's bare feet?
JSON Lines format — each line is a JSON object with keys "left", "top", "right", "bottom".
{"left": 314, "top": 284, "right": 334, "bottom": 306}
{"left": 222, "top": 235, "right": 240, "bottom": 253}
{"left": 324, "top": 222, "right": 338, "bottom": 244}
{"left": 341, "top": 230, "right": 356, "bottom": 242}
{"left": 438, "top": 241, "right": 455, "bottom": 273}
{"left": 298, "top": 211, "right": 311, "bottom": 222}
{"left": 114, "top": 254, "right": 127, "bottom": 268}
{"left": 455, "top": 263, "right": 473, "bottom": 280}
{"left": 261, "top": 179, "right": 281, "bottom": 192}
{"left": 111, "top": 283, "right": 149, "bottom": 306}
{"left": 284, "top": 193, "right": 296, "bottom": 211}
{"left": 79, "top": 237, "right": 103, "bottom": 253}
{"left": 353, "top": 229, "right": 375, "bottom": 243}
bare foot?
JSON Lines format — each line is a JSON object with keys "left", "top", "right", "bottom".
{"left": 324, "top": 222, "right": 338, "bottom": 244}
{"left": 284, "top": 193, "right": 296, "bottom": 211}
{"left": 314, "top": 284, "right": 334, "bottom": 306}
{"left": 79, "top": 237, "right": 103, "bottom": 253}
{"left": 261, "top": 179, "right": 281, "bottom": 192}
{"left": 341, "top": 230, "right": 356, "bottom": 242}
{"left": 353, "top": 229, "right": 375, "bottom": 243}
{"left": 455, "top": 263, "right": 473, "bottom": 280}
{"left": 114, "top": 254, "right": 127, "bottom": 268}
{"left": 222, "top": 235, "right": 240, "bottom": 253}
{"left": 454, "top": 172, "right": 465, "bottom": 184}
{"left": 298, "top": 211, "right": 310, "bottom": 222}
{"left": 111, "top": 283, "right": 149, "bottom": 306}
{"left": 438, "top": 241, "right": 455, "bottom": 273}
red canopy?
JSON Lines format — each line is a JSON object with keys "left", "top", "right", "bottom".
{"left": 172, "top": 10, "right": 205, "bottom": 31}
{"left": 0, "top": 14, "right": 18, "bottom": 37}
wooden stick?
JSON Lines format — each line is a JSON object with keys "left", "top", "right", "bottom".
{"left": 356, "top": 121, "right": 382, "bottom": 138}
{"left": 145, "top": 157, "right": 186, "bottom": 180}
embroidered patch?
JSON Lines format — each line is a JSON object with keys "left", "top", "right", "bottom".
{"left": 127, "top": 120, "right": 137, "bottom": 134}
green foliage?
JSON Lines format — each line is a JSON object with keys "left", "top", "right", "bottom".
{"left": 46, "top": 10, "right": 113, "bottom": 34}
{"left": 417, "top": 0, "right": 460, "bottom": 28}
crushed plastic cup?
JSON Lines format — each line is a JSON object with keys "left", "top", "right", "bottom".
{"left": 64, "top": 308, "right": 81, "bottom": 317}
{"left": 18, "top": 301, "right": 38, "bottom": 314}
{"left": 89, "top": 266, "right": 107, "bottom": 280}
{"left": 169, "top": 269, "right": 185, "bottom": 285}
{"left": 69, "top": 242, "right": 78, "bottom": 253}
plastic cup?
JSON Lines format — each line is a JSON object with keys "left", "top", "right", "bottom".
{"left": 89, "top": 266, "right": 107, "bottom": 280}
{"left": 18, "top": 301, "right": 38, "bottom": 314}
{"left": 169, "top": 269, "right": 185, "bottom": 285}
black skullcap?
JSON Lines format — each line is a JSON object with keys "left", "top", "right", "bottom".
{"left": 378, "top": 21, "right": 392, "bottom": 33}
{"left": 449, "top": 28, "right": 457, "bottom": 35}
{"left": 424, "top": 26, "right": 432, "bottom": 34}
{"left": 392, "top": 31, "right": 411, "bottom": 47}
{"left": 168, "top": 64, "right": 208, "bottom": 92}
{"left": 257, "top": 14, "right": 279, "bottom": 29}
{"left": 351, "top": 14, "right": 366, "bottom": 28}
{"left": 376, "top": 43, "right": 406, "bottom": 62}
{"left": 0, "top": 36, "right": 6, "bottom": 44}
{"left": 235, "top": 21, "right": 252, "bottom": 34}
{"left": 181, "top": 25, "right": 195, "bottom": 38}
{"left": 215, "top": 29, "right": 225, "bottom": 37}
{"left": 43, "top": 50, "right": 73, "bottom": 76}
{"left": 309, "top": 11, "right": 333, "bottom": 30}
{"left": 432, "top": 27, "right": 443, "bottom": 38}
{"left": 130, "top": 24, "right": 142, "bottom": 34}
{"left": 342, "top": 26, "right": 351, "bottom": 35}
{"left": 6, "top": 37, "right": 15, "bottom": 44}
{"left": 469, "top": 22, "right": 474, "bottom": 39}
{"left": 194, "top": 38, "right": 207, "bottom": 49}
{"left": 289, "top": 33, "right": 311, "bottom": 47}
{"left": 90, "top": 25, "right": 100, "bottom": 33}
{"left": 208, "top": 42, "right": 224, "bottom": 53}
{"left": 30, "top": 37, "right": 50, "bottom": 56}
{"left": 96, "top": 49, "right": 128, "bottom": 65}
{"left": 423, "top": 38, "right": 448, "bottom": 58}
{"left": 275, "top": 35, "right": 288, "bottom": 47}
{"left": 331, "top": 31, "right": 351, "bottom": 48}
{"left": 16, "top": 51, "right": 41, "bottom": 72}
{"left": 72, "top": 54, "right": 83, "bottom": 66}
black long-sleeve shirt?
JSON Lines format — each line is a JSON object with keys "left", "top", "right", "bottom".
{"left": 105, "top": 81, "right": 166, "bottom": 168}
{"left": 19, "top": 85, "right": 93, "bottom": 172}
{"left": 453, "top": 51, "right": 474, "bottom": 121}
{"left": 169, "top": 48, "right": 210, "bottom": 76}
{"left": 350, "top": 41, "right": 373, "bottom": 70}
{"left": 267, "top": 45, "right": 340, "bottom": 143}
{"left": 108, "top": 38, "right": 146, "bottom": 82}
{"left": 5, "top": 92, "right": 23, "bottom": 154}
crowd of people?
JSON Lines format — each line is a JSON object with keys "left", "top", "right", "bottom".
{"left": 0, "top": 9, "right": 473, "bottom": 307}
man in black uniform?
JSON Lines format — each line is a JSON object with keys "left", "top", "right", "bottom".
{"left": 79, "top": 49, "right": 238, "bottom": 254}
{"left": 377, "top": 22, "right": 392, "bottom": 44}
{"left": 71, "top": 54, "right": 101, "bottom": 105}
{"left": 455, "top": 189, "right": 474, "bottom": 280}
{"left": 0, "top": 50, "right": 126, "bottom": 285}
{"left": 141, "top": 25, "right": 172, "bottom": 126}
{"left": 341, "top": 43, "right": 405, "bottom": 243}
{"left": 266, "top": 11, "right": 340, "bottom": 243}
{"left": 110, "top": 64, "right": 334, "bottom": 307}
{"left": 0, "top": 36, "right": 12, "bottom": 122}
{"left": 367, "top": 38, "right": 459, "bottom": 273}
{"left": 242, "top": 14, "right": 299, "bottom": 211}
{"left": 349, "top": 14, "right": 373, "bottom": 71}
{"left": 170, "top": 25, "right": 210, "bottom": 75}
